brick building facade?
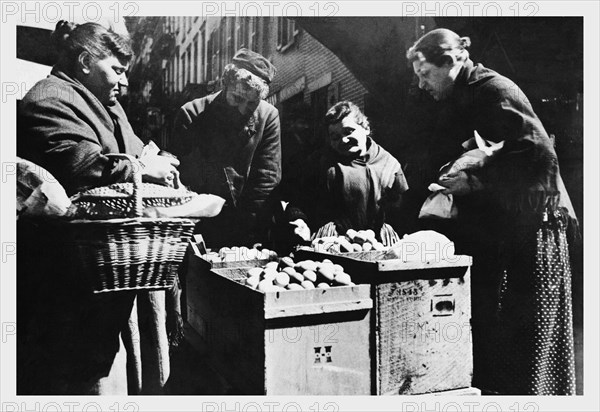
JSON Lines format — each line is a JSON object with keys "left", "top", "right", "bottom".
{"left": 126, "top": 17, "right": 373, "bottom": 151}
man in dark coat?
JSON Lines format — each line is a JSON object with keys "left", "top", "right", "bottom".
{"left": 171, "top": 49, "right": 281, "bottom": 247}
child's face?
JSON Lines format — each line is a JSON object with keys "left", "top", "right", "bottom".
{"left": 328, "top": 116, "right": 369, "bottom": 157}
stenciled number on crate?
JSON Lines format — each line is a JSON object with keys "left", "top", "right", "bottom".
{"left": 310, "top": 324, "right": 339, "bottom": 344}
{"left": 395, "top": 282, "right": 425, "bottom": 302}
{"left": 431, "top": 294, "right": 456, "bottom": 317}
{"left": 313, "top": 345, "right": 333, "bottom": 364}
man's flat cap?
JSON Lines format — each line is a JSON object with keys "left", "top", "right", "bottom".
{"left": 232, "top": 48, "right": 276, "bottom": 84}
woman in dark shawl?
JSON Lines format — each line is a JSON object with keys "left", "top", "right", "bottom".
{"left": 17, "top": 21, "right": 178, "bottom": 395}
{"left": 277, "top": 101, "right": 408, "bottom": 249}
{"left": 406, "top": 28, "right": 578, "bottom": 395}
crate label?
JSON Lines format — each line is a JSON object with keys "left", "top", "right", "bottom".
{"left": 313, "top": 345, "right": 333, "bottom": 364}
{"left": 396, "top": 282, "right": 425, "bottom": 302}
{"left": 431, "top": 294, "right": 455, "bottom": 317}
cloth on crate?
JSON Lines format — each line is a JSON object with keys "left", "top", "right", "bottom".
{"left": 16, "top": 157, "right": 73, "bottom": 218}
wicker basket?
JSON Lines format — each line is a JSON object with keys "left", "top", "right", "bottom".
{"left": 64, "top": 154, "right": 198, "bottom": 293}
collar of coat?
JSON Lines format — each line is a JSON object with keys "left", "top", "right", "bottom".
{"left": 49, "top": 66, "right": 141, "bottom": 155}
{"left": 455, "top": 59, "right": 502, "bottom": 87}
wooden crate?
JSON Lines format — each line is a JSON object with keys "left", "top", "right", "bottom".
{"left": 295, "top": 248, "right": 473, "bottom": 395}
{"left": 186, "top": 252, "right": 373, "bottom": 395}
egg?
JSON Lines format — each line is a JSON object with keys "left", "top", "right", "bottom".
{"left": 246, "top": 248, "right": 260, "bottom": 260}
{"left": 317, "top": 282, "right": 331, "bottom": 289}
{"left": 258, "top": 279, "right": 275, "bottom": 293}
{"left": 301, "top": 280, "right": 315, "bottom": 289}
{"left": 317, "top": 265, "right": 335, "bottom": 282}
{"left": 302, "top": 270, "right": 317, "bottom": 283}
{"left": 275, "top": 272, "right": 290, "bottom": 287}
{"left": 286, "top": 283, "right": 304, "bottom": 291}
{"left": 245, "top": 276, "right": 260, "bottom": 289}
{"left": 282, "top": 266, "right": 297, "bottom": 276}
{"left": 278, "top": 256, "right": 294, "bottom": 269}
{"left": 346, "top": 229, "right": 358, "bottom": 239}
{"left": 372, "top": 242, "right": 385, "bottom": 251}
{"left": 300, "top": 260, "right": 318, "bottom": 272}
{"left": 265, "top": 261, "right": 279, "bottom": 271}
{"left": 247, "top": 267, "right": 264, "bottom": 278}
{"left": 333, "top": 272, "right": 352, "bottom": 285}
{"left": 289, "top": 272, "right": 305, "bottom": 284}
{"left": 262, "top": 269, "right": 278, "bottom": 282}
{"left": 364, "top": 229, "right": 376, "bottom": 242}
{"left": 362, "top": 242, "right": 373, "bottom": 252}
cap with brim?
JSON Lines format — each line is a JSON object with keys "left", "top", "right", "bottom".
{"left": 232, "top": 48, "right": 276, "bottom": 84}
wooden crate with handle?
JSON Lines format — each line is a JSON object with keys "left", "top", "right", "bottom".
{"left": 294, "top": 248, "right": 473, "bottom": 395}
{"left": 186, "top": 251, "right": 373, "bottom": 395}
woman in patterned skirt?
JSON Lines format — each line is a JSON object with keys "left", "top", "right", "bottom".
{"left": 406, "top": 28, "right": 578, "bottom": 395}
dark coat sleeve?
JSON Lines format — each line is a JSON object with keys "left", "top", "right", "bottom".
{"left": 469, "top": 78, "right": 559, "bottom": 211}
{"left": 170, "top": 104, "right": 197, "bottom": 158}
{"left": 239, "top": 107, "right": 282, "bottom": 215}
{"left": 18, "top": 93, "right": 135, "bottom": 195}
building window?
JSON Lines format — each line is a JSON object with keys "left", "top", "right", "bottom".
{"left": 277, "top": 18, "right": 298, "bottom": 51}
{"left": 227, "top": 17, "right": 235, "bottom": 60}
{"left": 219, "top": 18, "right": 226, "bottom": 72}
{"left": 170, "top": 57, "right": 174, "bottom": 94}
{"left": 193, "top": 34, "right": 199, "bottom": 83}
{"left": 237, "top": 18, "right": 244, "bottom": 49}
{"left": 249, "top": 18, "right": 258, "bottom": 52}
{"left": 181, "top": 52, "right": 186, "bottom": 89}
{"left": 311, "top": 85, "right": 329, "bottom": 144}
{"left": 186, "top": 44, "right": 191, "bottom": 86}
{"left": 207, "top": 33, "right": 214, "bottom": 81}
{"left": 200, "top": 27, "right": 206, "bottom": 82}
{"left": 164, "top": 62, "right": 169, "bottom": 95}
{"left": 175, "top": 47, "right": 180, "bottom": 92}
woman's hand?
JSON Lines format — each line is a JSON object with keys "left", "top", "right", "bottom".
{"left": 438, "top": 171, "right": 471, "bottom": 196}
{"left": 289, "top": 218, "right": 311, "bottom": 241}
{"left": 141, "top": 154, "right": 180, "bottom": 187}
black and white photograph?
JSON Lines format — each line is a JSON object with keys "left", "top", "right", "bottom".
{"left": 2, "top": 1, "right": 599, "bottom": 411}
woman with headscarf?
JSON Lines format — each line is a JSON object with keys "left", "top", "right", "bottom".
{"left": 406, "top": 28, "right": 578, "bottom": 395}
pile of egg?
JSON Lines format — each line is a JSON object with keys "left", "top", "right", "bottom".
{"left": 202, "top": 245, "right": 278, "bottom": 263}
{"left": 243, "top": 257, "right": 355, "bottom": 293}
{"left": 311, "top": 229, "right": 388, "bottom": 253}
